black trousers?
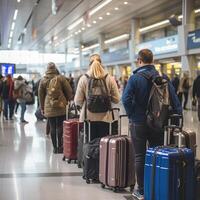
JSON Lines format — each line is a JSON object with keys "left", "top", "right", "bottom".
{"left": 86, "top": 121, "right": 110, "bottom": 141}
{"left": 198, "top": 98, "right": 200, "bottom": 121}
{"left": 48, "top": 115, "right": 65, "bottom": 149}
{"left": 130, "top": 122, "right": 164, "bottom": 194}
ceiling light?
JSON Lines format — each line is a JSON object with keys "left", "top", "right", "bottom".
{"left": 75, "top": 32, "right": 78, "bottom": 35}
{"left": 99, "top": 16, "right": 103, "bottom": 20}
{"left": 82, "top": 44, "right": 100, "bottom": 51}
{"left": 106, "top": 12, "right": 111, "bottom": 16}
{"left": 178, "top": 15, "right": 183, "bottom": 19}
{"left": 82, "top": 27, "right": 85, "bottom": 30}
{"left": 78, "top": 30, "right": 82, "bottom": 33}
{"left": 70, "top": 34, "right": 73, "bottom": 37}
{"left": 104, "top": 34, "right": 129, "bottom": 44}
{"left": 93, "top": 20, "right": 97, "bottom": 24}
{"left": 114, "top": 7, "right": 119, "bottom": 10}
{"left": 11, "top": 22, "right": 15, "bottom": 30}
{"left": 13, "top": 9, "right": 18, "bottom": 20}
{"left": 10, "top": 31, "right": 13, "bottom": 38}
{"left": 8, "top": 38, "right": 12, "bottom": 44}
{"left": 124, "top": 1, "right": 128, "bottom": 5}
{"left": 81, "top": 45, "right": 85, "bottom": 49}
{"left": 139, "top": 19, "right": 169, "bottom": 33}
{"left": 89, "top": 0, "right": 112, "bottom": 16}
{"left": 195, "top": 8, "right": 200, "bottom": 13}
{"left": 67, "top": 18, "right": 83, "bottom": 31}
{"left": 17, "top": 0, "right": 21, "bottom": 2}
{"left": 53, "top": 36, "right": 58, "bottom": 41}
{"left": 87, "top": 24, "right": 91, "bottom": 27}
{"left": 48, "top": 41, "right": 52, "bottom": 44}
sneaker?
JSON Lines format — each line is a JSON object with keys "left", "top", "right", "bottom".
{"left": 132, "top": 189, "right": 144, "bottom": 200}
{"left": 21, "top": 120, "right": 28, "bottom": 123}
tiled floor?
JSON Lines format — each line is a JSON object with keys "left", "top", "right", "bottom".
{"left": 0, "top": 105, "right": 199, "bottom": 200}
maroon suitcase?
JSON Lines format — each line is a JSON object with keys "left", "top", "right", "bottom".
{"left": 99, "top": 115, "right": 135, "bottom": 192}
{"left": 63, "top": 119, "right": 79, "bottom": 163}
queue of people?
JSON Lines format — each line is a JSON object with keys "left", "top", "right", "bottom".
{"left": 0, "top": 74, "right": 34, "bottom": 122}
{"left": 1, "top": 49, "right": 200, "bottom": 200}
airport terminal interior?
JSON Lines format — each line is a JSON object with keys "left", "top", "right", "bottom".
{"left": 0, "top": 0, "right": 200, "bottom": 199}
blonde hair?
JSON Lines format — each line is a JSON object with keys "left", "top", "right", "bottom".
{"left": 89, "top": 54, "right": 105, "bottom": 79}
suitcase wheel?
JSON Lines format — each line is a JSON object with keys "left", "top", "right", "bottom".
{"left": 130, "top": 185, "right": 134, "bottom": 192}
{"left": 62, "top": 156, "right": 65, "bottom": 161}
{"left": 77, "top": 163, "right": 81, "bottom": 168}
{"left": 86, "top": 179, "right": 90, "bottom": 184}
{"left": 113, "top": 187, "right": 119, "bottom": 193}
{"left": 67, "top": 159, "right": 71, "bottom": 164}
{"left": 101, "top": 184, "right": 105, "bottom": 189}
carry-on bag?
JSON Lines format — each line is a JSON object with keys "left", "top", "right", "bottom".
{"left": 99, "top": 115, "right": 135, "bottom": 192}
{"left": 62, "top": 103, "right": 79, "bottom": 163}
{"left": 144, "top": 124, "right": 195, "bottom": 200}
{"left": 77, "top": 108, "right": 120, "bottom": 169}
{"left": 35, "top": 108, "right": 46, "bottom": 120}
{"left": 168, "top": 114, "right": 197, "bottom": 156}
{"left": 82, "top": 120, "right": 100, "bottom": 183}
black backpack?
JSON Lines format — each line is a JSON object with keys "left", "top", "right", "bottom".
{"left": 140, "top": 72, "right": 170, "bottom": 132}
{"left": 85, "top": 74, "right": 111, "bottom": 113}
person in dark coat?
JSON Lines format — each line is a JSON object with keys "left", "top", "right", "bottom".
{"left": 172, "top": 74, "right": 180, "bottom": 94}
{"left": 193, "top": 72, "right": 200, "bottom": 121}
{"left": 2, "top": 74, "right": 15, "bottom": 120}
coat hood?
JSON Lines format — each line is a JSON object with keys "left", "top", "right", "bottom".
{"left": 14, "top": 79, "right": 26, "bottom": 90}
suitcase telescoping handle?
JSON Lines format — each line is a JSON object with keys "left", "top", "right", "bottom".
{"left": 83, "top": 120, "right": 91, "bottom": 144}
{"left": 119, "top": 114, "right": 129, "bottom": 136}
{"left": 164, "top": 125, "right": 183, "bottom": 147}
{"left": 168, "top": 114, "right": 183, "bottom": 129}
{"left": 109, "top": 108, "right": 120, "bottom": 135}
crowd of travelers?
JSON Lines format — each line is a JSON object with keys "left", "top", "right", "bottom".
{"left": 0, "top": 49, "right": 200, "bottom": 200}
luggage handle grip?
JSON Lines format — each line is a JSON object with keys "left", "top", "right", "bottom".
{"left": 119, "top": 114, "right": 129, "bottom": 136}
{"left": 164, "top": 126, "right": 183, "bottom": 147}
{"left": 83, "top": 120, "right": 91, "bottom": 143}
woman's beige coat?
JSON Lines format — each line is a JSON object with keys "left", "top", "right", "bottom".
{"left": 74, "top": 71, "right": 120, "bottom": 122}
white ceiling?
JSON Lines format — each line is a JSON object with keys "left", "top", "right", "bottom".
{"left": 0, "top": 0, "right": 199, "bottom": 53}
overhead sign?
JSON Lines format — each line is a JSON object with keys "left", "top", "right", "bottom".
{"left": 0, "top": 63, "right": 15, "bottom": 77}
{"left": 102, "top": 48, "right": 129, "bottom": 63}
{"left": 136, "top": 35, "right": 178, "bottom": 55}
{"left": 188, "top": 29, "right": 200, "bottom": 49}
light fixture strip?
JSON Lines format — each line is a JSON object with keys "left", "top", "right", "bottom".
{"left": 11, "top": 22, "right": 15, "bottom": 30}
{"left": 195, "top": 8, "right": 200, "bottom": 13}
{"left": 82, "top": 44, "right": 100, "bottom": 51}
{"left": 104, "top": 34, "right": 129, "bottom": 44}
{"left": 89, "top": 0, "right": 112, "bottom": 16}
{"left": 10, "top": 31, "right": 14, "bottom": 38}
{"left": 13, "top": 9, "right": 18, "bottom": 20}
{"left": 67, "top": 18, "right": 84, "bottom": 31}
{"left": 139, "top": 20, "right": 169, "bottom": 33}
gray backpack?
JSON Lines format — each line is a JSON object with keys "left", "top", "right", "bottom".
{"left": 140, "top": 72, "right": 170, "bottom": 132}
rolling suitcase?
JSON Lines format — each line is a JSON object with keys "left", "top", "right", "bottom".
{"left": 195, "top": 160, "right": 200, "bottom": 200}
{"left": 168, "top": 114, "right": 197, "bottom": 156}
{"left": 62, "top": 104, "right": 79, "bottom": 163}
{"left": 77, "top": 108, "right": 119, "bottom": 169}
{"left": 144, "top": 124, "right": 195, "bottom": 200}
{"left": 99, "top": 115, "right": 135, "bottom": 192}
{"left": 82, "top": 120, "right": 100, "bottom": 183}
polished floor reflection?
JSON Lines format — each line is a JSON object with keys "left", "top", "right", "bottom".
{"left": 0, "top": 106, "right": 199, "bottom": 200}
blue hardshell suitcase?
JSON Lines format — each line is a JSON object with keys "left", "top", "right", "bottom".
{"left": 144, "top": 147, "right": 195, "bottom": 200}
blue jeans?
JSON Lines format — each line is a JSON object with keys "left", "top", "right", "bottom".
{"left": 20, "top": 101, "right": 26, "bottom": 121}
{"left": 130, "top": 122, "right": 164, "bottom": 194}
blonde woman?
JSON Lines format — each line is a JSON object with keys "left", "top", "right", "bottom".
{"left": 74, "top": 54, "right": 120, "bottom": 140}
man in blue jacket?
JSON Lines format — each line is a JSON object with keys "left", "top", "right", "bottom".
{"left": 122, "top": 49, "right": 182, "bottom": 200}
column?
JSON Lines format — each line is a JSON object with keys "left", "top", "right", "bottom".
{"left": 98, "top": 33, "right": 106, "bottom": 57}
{"left": 79, "top": 43, "right": 83, "bottom": 71}
{"left": 179, "top": 0, "right": 196, "bottom": 77}
{"left": 129, "top": 18, "right": 140, "bottom": 70}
